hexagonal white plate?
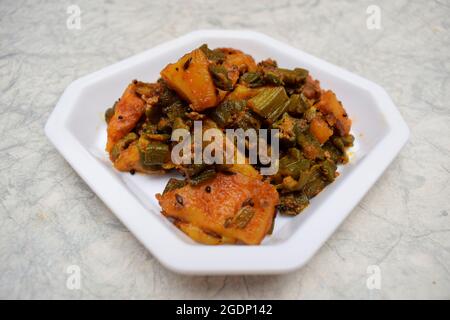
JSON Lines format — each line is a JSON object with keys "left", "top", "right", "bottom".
{"left": 45, "top": 30, "right": 409, "bottom": 275}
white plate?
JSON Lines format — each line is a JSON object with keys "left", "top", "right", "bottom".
{"left": 45, "top": 30, "right": 409, "bottom": 275}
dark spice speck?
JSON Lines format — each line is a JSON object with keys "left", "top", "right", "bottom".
{"left": 175, "top": 194, "right": 184, "bottom": 206}
{"left": 183, "top": 57, "right": 192, "bottom": 70}
{"left": 242, "top": 198, "right": 254, "bottom": 207}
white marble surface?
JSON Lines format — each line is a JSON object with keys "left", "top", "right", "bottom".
{"left": 0, "top": 0, "right": 449, "bottom": 299}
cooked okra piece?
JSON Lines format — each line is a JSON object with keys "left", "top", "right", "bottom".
{"left": 188, "top": 168, "right": 217, "bottom": 186}
{"left": 209, "top": 100, "right": 246, "bottom": 128}
{"left": 276, "top": 67, "right": 309, "bottom": 85}
{"left": 141, "top": 141, "right": 170, "bottom": 166}
{"left": 199, "top": 44, "right": 226, "bottom": 62}
{"left": 320, "top": 159, "right": 337, "bottom": 182}
{"left": 278, "top": 148, "right": 311, "bottom": 179}
{"left": 111, "top": 132, "right": 138, "bottom": 161}
{"left": 163, "top": 178, "right": 188, "bottom": 194}
{"left": 277, "top": 192, "right": 309, "bottom": 215}
{"left": 163, "top": 100, "right": 188, "bottom": 121}
{"left": 247, "top": 87, "right": 289, "bottom": 123}
{"left": 104, "top": 102, "right": 116, "bottom": 124}
{"left": 286, "top": 94, "right": 310, "bottom": 116}
{"left": 208, "top": 65, "right": 233, "bottom": 91}
{"left": 240, "top": 72, "right": 264, "bottom": 87}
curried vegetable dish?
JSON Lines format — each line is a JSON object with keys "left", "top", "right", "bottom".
{"left": 104, "top": 44, "right": 354, "bottom": 245}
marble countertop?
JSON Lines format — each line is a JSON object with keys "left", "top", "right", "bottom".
{"left": 0, "top": 0, "right": 449, "bottom": 299}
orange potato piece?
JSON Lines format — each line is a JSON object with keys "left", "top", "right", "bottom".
{"left": 310, "top": 116, "right": 333, "bottom": 144}
{"left": 161, "top": 48, "right": 218, "bottom": 111}
{"left": 219, "top": 48, "right": 258, "bottom": 86}
{"left": 225, "top": 84, "right": 263, "bottom": 101}
{"left": 315, "top": 90, "right": 351, "bottom": 136}
{"left": 106, "top": 83, "right": 146, "bottom": 153}
{"left": 228, "top": 164, "right": 261, "bottom": 180}
{"left": 174, "top": 221, "right": 236, "bottom": 245}
{"left": 156, "top": 173, "right": 279, "bottom": 245}
{"left": 113, "top": 143, "right": 140, "bottom": 172}
{"left": 219, "top": 48, "right": 258, "bottom": 73}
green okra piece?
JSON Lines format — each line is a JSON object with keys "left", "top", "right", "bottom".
{"left": 233, "top": 110, "right": 261, "bottom": 130}
{"left": 276, "top": 67, "right": 309, "bottom": 85}
{"left": 141, "top": 141, "right": 170, "bottom": 166}
{"left": 247, "top": 87, "right": 289, "bottom": 122}
{"left": 172, "top": 117, "right": 190, "bottom": 131}
{"left": 323, "top": 141, "right": 342, "bottom": 162}
{"left": 189, "top": 168, "right": 217, "bottom": 186}
{"left": 304, "top": 106, "right": 317, "bottom": 122}
{"left": 163, "top": 100, "right": 188, "bottom": 121}
{"left": 286, "top": 94, "right": 310, "bottom": 116}
{"left": 278, "top": 148, "right": 311, "bottom": 179}
{"left": 163, "top": 178, "right": 187, "bottom": 194}
{"left": 277, "top": 192, "right": 310, "bottom": 216}
{"left": 199, "top": 44, "right": 225, "bottom": 62}
{"left": 224, "top": 206, "right": 255, "bottom": 229}
{"left": 181, "top": 164, "right": 208, "bottom": 178}
{"left": 272, "top": 113, "right": 307, "bottom": 145}
{"left": 104, "top": 102, "right": 116, "bottom": 124}
{"left": 341, "top": 134, "right": 355, "bottom": 147}
{"left": 145, "top": 104, "right": 163, "bottom": 124}
{"left": 209, "top": 100, "right": 246, "bottom": 128}
{"left": 208, "top": 64, "right": 233, "bottom": 91}
{"left": 296, "top": 131, "right": 324, "bottom": 160}
{"left": 157, "top": 80, "right": 180, "bottom": 108}
{"left": 293, "top": 164, "right": 323, "bottom": 192}
{"left": 111, "top": 132, "right": 138, "bottom": 161}
{"left": 320, "top": 159, "right": 337, "bottom": 182}
{"left": 263, "top": 71, "right": 284, "bottom": 86}
{"left": 240, "top": 72, "right": 264, "bottom": 87}
{"left": 303, "top": 177, "right": 327, "bottom": 199}
{"left": 135, "top": 81, "right": 155, "bottom": 97}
